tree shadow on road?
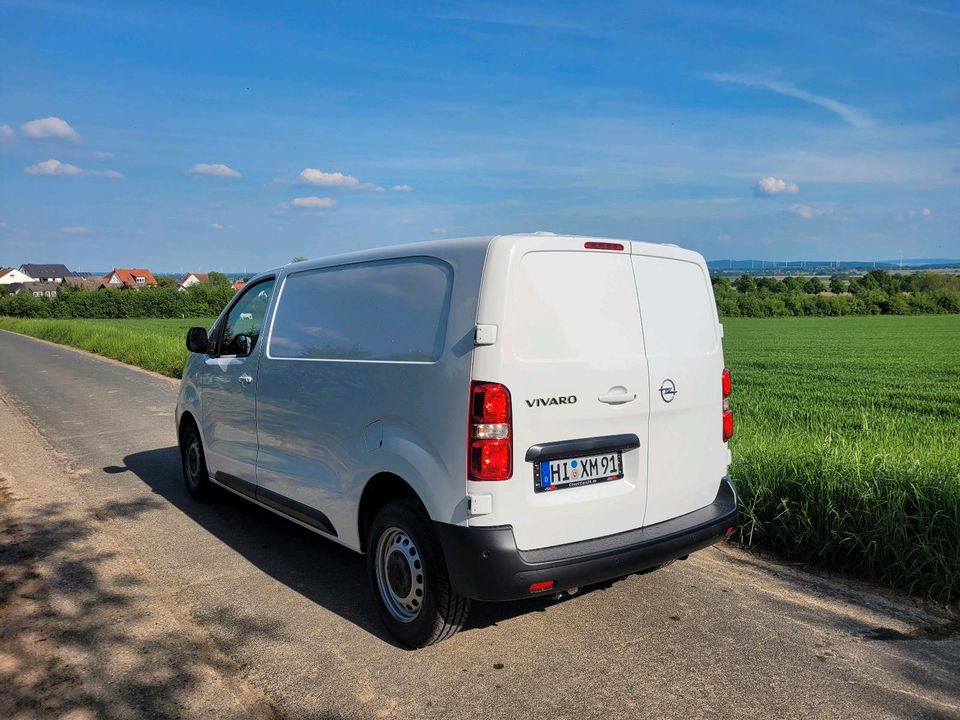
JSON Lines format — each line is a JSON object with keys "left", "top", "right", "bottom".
{"left": 0, "top": 483, "right": 314, "bottom": 720}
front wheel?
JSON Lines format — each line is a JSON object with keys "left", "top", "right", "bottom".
{"left": 180, "top": 422, "right": 216, "bottom": 501}
{"left": 366, "top": 499, "right": 470, "bottom": 648}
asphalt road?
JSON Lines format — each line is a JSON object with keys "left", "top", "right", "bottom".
{"left": 0, "top": 329, "right": 958, "bottom": 720}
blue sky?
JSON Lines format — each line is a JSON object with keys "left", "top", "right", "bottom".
{"left": 1, "top": 0, "right": 958, "bottom": 272}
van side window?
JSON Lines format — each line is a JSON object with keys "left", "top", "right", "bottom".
{"left": 219, "top": 279, "right": 276, "bottom": 357}
{"left": 269, "top": 258, "right": 452, "bottom": 362}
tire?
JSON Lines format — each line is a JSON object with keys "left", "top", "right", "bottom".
{"left": 180, "top": 421, "right": 216, "bottom": 501}
{"left": 366, "top": 499, "right": 471, "bottom": 648}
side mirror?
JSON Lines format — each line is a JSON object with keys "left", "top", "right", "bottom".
{"left": 235, "top": 334, "right": 254, "bottom": 357}
{"left": 186, "top": 327, "right": 209, "bottom": 354}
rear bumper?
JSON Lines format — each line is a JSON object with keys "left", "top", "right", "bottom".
{"left": 435, "top": 476, "right": 737, "bottom": 602}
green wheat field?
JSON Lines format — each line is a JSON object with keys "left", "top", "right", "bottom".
{"left": 1, "top": 314, "right": 958, "bottom": 602}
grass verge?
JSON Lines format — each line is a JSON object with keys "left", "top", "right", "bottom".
{"left": 0, "top": 317, "right": 208, "bottom": 378}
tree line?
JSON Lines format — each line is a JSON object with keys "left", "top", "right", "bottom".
{"left": 1, "top": 268, "right": 958, "bottom": 319}
{"left": 0, "top": 273, "right": 238, "bottom": 319}
{"left": 712, "top": 270, "right": 960, "bottom": 317}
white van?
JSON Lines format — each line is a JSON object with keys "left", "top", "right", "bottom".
{"left": 177, "top": 233, "right": 737, "bottom": 647}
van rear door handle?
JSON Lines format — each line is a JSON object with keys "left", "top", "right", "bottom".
{"left": 238, "top": 373, "right": 253, "bottom": 385}
{"left": 598, "top": 392, "right": 636, "bottom": 405}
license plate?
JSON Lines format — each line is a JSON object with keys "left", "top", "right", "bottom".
{"left": 534, "top": 451, "right": 623, "bottom": 493}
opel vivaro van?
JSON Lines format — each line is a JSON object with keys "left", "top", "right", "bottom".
{"left": 177, "top": 233, "right": 737, "bottom": 647}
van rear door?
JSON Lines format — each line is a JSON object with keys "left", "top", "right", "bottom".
{"left": 473, "top": 236, "right": 651, "bottom": 550}
{"left": 630, "top": 244, "right": 727, "bottom": 527}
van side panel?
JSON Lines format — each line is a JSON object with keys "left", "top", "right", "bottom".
{"left": 253, "top": 244, "right": 488, "bottom": 552}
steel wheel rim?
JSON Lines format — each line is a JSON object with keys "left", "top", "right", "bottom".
{"left": 185, "top": 434, "right": 202, "bottom": 487}
{"left": 375, "top": 527, "right": 424, "bottom": 623}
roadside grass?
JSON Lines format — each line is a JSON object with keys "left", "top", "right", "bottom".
{"left": 0, "top": 317, "right": 208, "bottom": 378}
{"left": 1, "top": 313, "right": 958, "bottom": 602}
{"left": 724, "top": 316, "right": 960, "bottom": 603}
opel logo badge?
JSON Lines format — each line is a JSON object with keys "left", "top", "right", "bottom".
{"left": 659, "top": 379, "right": 677, "bottom": 403}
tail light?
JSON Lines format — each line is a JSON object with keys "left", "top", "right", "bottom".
{"left": 722, "top": 368, "right": 734, "bottom": 442}
{"left": 468, "top": 381, "right": 513, "bottom": 480}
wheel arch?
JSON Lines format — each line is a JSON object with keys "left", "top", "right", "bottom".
{"left": 358, "top": 472, "right": 428, "bottom": 553}
{"left": 177, "top": 409, "right": 200, "bottom": 447}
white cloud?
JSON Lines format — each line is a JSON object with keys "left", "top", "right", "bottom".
{"left": 26, "top": 158, "right": 82, "bottom": 175}
{"left": 24, "top": 158, "right": 124, "bottom": 178}
{"left": 754, "top": 176, "right": 799, "bottom": 196}
{"left": 92, "top": 150, "right": 115, "bottom": 159}
{"left": 921, "top": 207, "right": 932, "bottom": 216}
{"left": 0, "top": 124, "right": 14, "bottom": 140}
{"left": 21, "top": 116, "right": 80, "bottom": 141}
{"left": 431, "top": 227, "right": 448, "bottom": 234}
{"left": 290, "top": 196, "right": 336, "bottom": 209}
{"left": 704, "top": 73, "right": 875, "bottom": 128}
{"left": 787, "top": 203, "right": 829, "bottom": 220}
{"left": 61, "top": 226, "right": 89, "bottom": 234}
{"left": 189, "top": 163, "right": 241, "bottom": 178}
{"left": 211, "top": 223, "right": 224, "bottom": 230}
{"left": 298, "top": 168, "right": 382, "bottom": 191}
{"left": 392, "top": 184, "right": 413, "bottom": 192}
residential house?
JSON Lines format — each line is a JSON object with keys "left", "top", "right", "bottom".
{"left": 102, "top": 268, "right": 158, "bottom": 289}
{"left": 177, "top": 272, "right": 208, "bottom": 291}
{"left": 0, "top": 267, "right": 36, "bottom": 285}
{"left": 11, "top": 281, "right": 60, "bottom": 297}
{"left": 231, "top": 279, "right": 246, "bottom": 291}
{"left": 64, "top": 275, "right": 106, "bottom": 291}
{"left": 19, "top": 263, "right": 72, "bottom": 283}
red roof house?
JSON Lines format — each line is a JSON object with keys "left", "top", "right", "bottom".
{"left": 102, "top": 268, "right": 158, "bottom": 289}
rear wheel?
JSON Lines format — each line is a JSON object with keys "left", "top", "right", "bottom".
{"left": 180, "top": 421, "right": 216, "bottom": 501}
{"left": 366, "top": 499, "right": 470, "bottom": 648}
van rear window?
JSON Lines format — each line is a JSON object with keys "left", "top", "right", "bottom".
{"left": 509, "top": 251, "right": 645, "bottom": 362}
{"left": 268, "top": 258, "right": 452, "bottom": 362}
{"left": 631, "top": 256, "right": 717, "bottom": 356}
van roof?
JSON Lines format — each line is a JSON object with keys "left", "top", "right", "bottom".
{"left": 248, "top": 233, "right": 702, "bottom": 283}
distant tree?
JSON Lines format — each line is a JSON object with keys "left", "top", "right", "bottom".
{"left": 155, "top": 275, "right": 178, "bottom": 288}
{"left": 207, "top": 271, "right": 230, "bottom": 287}
{"left": 804, "top": 277, "right": 827, "bottom": 294}
{"left": 753, "top": 276, "right": 773, "bottom": 292}
{"left": 882, "top": 294, "right": 910, "bottom": 315}
{"left": 935, "top": 289, "right": 960, "bottom": 313}
{"left": 737, "top": 294, "right": 763, "bottom": 317}
{"left": 829, "top": 275, "right": 848, "bottom": 294}
{"left": 782, "top": 276, "right": 806, "bottom": 293}
{"left": 859, "top": 273, "right": 881, "bottom": 292}
{"left": 291, "top": 256, "right": 308, "bottom": 263}
{"left": 734, "top": 274, "right": 757, "bottom": 293}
